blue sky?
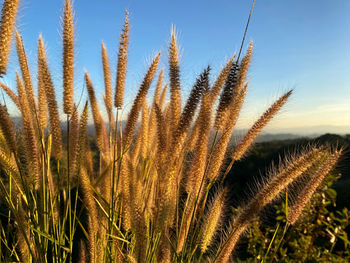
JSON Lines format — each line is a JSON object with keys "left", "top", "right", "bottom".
{"left": 3, "top": 0, "right": 350, "bottom": 134}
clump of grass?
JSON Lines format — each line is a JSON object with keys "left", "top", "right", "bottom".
{"left": 0, "top": 0, "right": 343, "bottom": 262}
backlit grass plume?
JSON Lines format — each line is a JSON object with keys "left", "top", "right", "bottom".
{"left": 0, "top": 1, "right": 343, "bottom": 262}
{"left": 62, "top": 0, "right": 74, "bottom": 114}
{"left": 115, "top": 10, "right": 129, "bottom": 108}
{"left": 0, "top": 0, "right": 19, "bottom": 76}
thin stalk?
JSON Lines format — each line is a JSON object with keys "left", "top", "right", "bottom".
{"left": 261, "top": 222, "right": 280, "bottom": 263}
{"left": 66, "top": 114, "right": 73, "bottom": 262}
{"left": 109, "top": 107, "right": 120, "bottom": 260}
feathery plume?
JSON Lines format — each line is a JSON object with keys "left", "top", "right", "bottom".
{"left": 173, "top": 66, "right": 210, "bottom": 143}
{"left": 154, "top": 69, "right": 164, "bottom": 105}
{"left": 207, "top": 84, "right": 248, "bottom": 181}
{"left": 154, "top": 103, "right": 167, "bottom": 158}
{"left": 0, "top": 82, "right": 20, "bottom": 109}
{"left": 38, "top": 35, "right": 62, "bottom": 158}
{"left": 236, "top": 42, "right": 253, "bottom": 93}
{"left": 101, "top": 42, "right": 113, "bottom": 124}
{"left": 177, "top": 92, "right": 214, "bottom": 253}
{"left": 37, "top": 49, "right": 47, "bottom": 130}
{"left": 15, "top": 30, "right": 36, "bottom": 114}
{"left": 140, "top": 102, "right": 149, "bottom": 159}
{"left": 186, "top": 91, "right": 213, "bottom": 194}
{"left": 159, "top": 83, "right": 168, "bottom": 110}
{"left": 231, "top": 90, "right": 292, "bottom": 162}
{"left": 210, "top": 57, "right": 235, "bottom": 102}
{"left": 76, "top": 102, "right": 88, "bottom": 174}
{"left": 123, "top": 52, "right": 160, "bottom": 146}
{"left": 216, "top": 147, "right": 324, "bottom": 262}
{"left": 0, "top": 0, "right": 19, "bottom": 76}
{"left": 0, "top": 104, "right": 16, "bottom": 153}
{"left": 63, "top": 0, "right": 74, "bottom": 114}
{"left": 147, "top": 70, "right": 163, "bottom": 152}
{"left": 288, "top": 149, "right": 342, "bottom": 225}
{"left": 214, "top": 44, "right": 252, "bottom": 131}
{"left": 176, "top": 193, "right": 196, "bottom": 253}
{"left": 16, "top": 73, "right": 39, "bottom": 187}
{"left": 200, "top": 188, "right": 226, "bottom": 253}
{"left": 169, "top": 29, "right": 181, "bottom": 133}
{"left": 85, "top": 71, "right": 108, "bottom": 152}
{"left": 115, "top": 10, "right": 129, "bottom": 108}
{"left": 214, "top": 62, "right": 240, "bottom": 130}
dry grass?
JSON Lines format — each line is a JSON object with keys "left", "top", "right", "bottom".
{"left": 0, "top": 1, "right": 342, "bottom": 262}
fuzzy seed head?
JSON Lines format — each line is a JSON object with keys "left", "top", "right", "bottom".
{"left": 210, "top": 57, "right": 235, "bottom": 102}
{"left": 0, "top": 0, "right": 19, "bottom": 76}
{"left": 200, "top": 188, "right": 226, "bottom": 253}
{"left": 0, "top": 104, "right": 16, "bottom": 153}
{"left": 232, "top": 90, "right": 292, "bottom": 162}
{"left": 115, "top": 10, "right": 129, "bottom": 108}
{"left": 288, "top": 149, "right": 342, "bottom": 225}
{"left": 15, "top": 30, "right": 36, "bottom": 114}
{"left": 123, "top": 52, "right": 160, "bottom": 146}
{"left": 38, "top": 35, "right": 62, "bottom": 158}
{"left": 101, "top": 42, "right": 112, "bottom": 114}
{"left": 0, "top": 82, "right": 21, "bottom": 109}
{"left": 169, "top": 29, "right": 181, "bottom": 133}
{"left": 214, "top": 62, "right": 240, "bottom": 130}
{"left": 63, "top": 0, "right": 74, "bottom": 114}
{"left": 85, "top": 71, "right": 108, "bottom": 152}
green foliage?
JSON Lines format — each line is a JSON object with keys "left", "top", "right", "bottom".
{"left": 236, "top": 173, "right": 350, "bottom": 262}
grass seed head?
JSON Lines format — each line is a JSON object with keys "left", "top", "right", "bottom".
{"left": 115, "top": 10, "right": 129, "bottom": 108}
{"left": 63, "top": 0, "right": 75, "bottom": 114}
{"left": 0, "top": 0, "right": 19, "bottom": 76}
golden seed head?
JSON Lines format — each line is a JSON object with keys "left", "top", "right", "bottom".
{"left": 169, "top": 29, "right": 181, "bottom": 132}
{"left": 0, "top": 0, "right": 19, "bottom": 76}
{"left": 232, "top": 90, "right": 292, "bottom": 162}
{"left": 288, "top": 149, "right": 342, "bottom": 225}
{"left": 15, "top": 30, "right": 36, "bottom": 114}
{"left": 38, "top": 35, "right": 62, "bottom": 158}
{"left": 85, "top": 71, "right": 108, "bottom": 152}
{"left": 123, "top": 52, "right": 160, "bottom": 146}
{"left": 101, "top": 42, "right": 112, "bottom": 113}
{"left": 0, "top": 104, "right": 17, "bottom": 153}
{"left": 0, "top": 82, "right": 21, "bottom": 109}
{"left": 63, "top": 0, "right": 75, "bottom": 114}
{"left": 115, "top": 10, "right": 129, "bottom": 108}
{"left": 210, "top": 56, "right": 235, "bottom": 102}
